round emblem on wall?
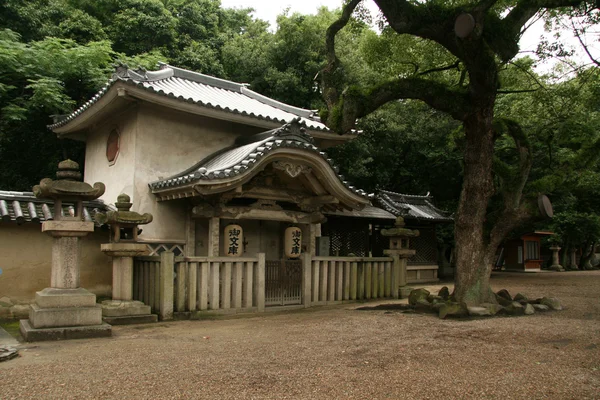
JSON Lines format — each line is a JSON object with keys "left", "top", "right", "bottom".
{"left": 106, "top": 129, "right": 120, "bottom": 165}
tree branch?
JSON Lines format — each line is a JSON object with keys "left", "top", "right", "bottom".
{"left": 499, "top": 0, "right": 589, "bottom": 61}
{"left": 418, "top": 60, "right": 461, "bottom": 76}
{"left": 572, "top": 18, "right": 600, "bottom": 66}
{"left": 497, "top": 88, "right": 538, "bottom": 94}
{"left": 321, "top": 0, "right": 362, "bottom": 116}
{"left": 324, "top": 76, "right": 471, "bottom": 133}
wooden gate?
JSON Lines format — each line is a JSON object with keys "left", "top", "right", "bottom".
{"left": 265, "top": 259, "right": 303, "bottom": 306}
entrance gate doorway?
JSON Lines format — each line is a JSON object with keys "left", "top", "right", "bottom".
{"left": 265, "top": 259, "right": 303, "bottom": 306}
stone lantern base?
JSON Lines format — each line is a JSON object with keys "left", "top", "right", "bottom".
{"left": 20, "top": 288, "right": 111, "bottom": 342}
{"left": 100, "top": 242, "right": 157, "bottom": 325}
{"left": 101, "top": 300, "right": 157, "bottom": 325}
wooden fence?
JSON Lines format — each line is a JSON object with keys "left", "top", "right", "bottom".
{"left": 307, "top": 256, "right": 397, "bottom": 305}
{"left": 133, "top": 253, "right": 399, "bottom": 320}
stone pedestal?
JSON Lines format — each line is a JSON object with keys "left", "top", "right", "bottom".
{"left": 21, "top": 224, "right": 111, "bottom": 341}
{"left": 549, "top": 245, "right": 564, "bottom": 272}
{"left": 100, "top": 242, "right": 157, "bottom": 324}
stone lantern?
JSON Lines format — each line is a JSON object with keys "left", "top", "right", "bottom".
{"left": 549, "top": 245, "right": 564, "bottom": 271}
{"left": 95, "top": 194, "right": 156, "bottom": 324}
{"left": 20, "top": 160, "right": 111, "bottom": 341}
{"left": 381, "top": 217, "right": 420, "bottom": 299}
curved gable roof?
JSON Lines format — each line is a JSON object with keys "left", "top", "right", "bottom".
{"left": 149, "top": 119, "right": 372, "bottom": 208}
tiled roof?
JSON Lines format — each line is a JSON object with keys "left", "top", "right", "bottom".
{"left": 375, "top": 190, "right": 453, "bottom": 222}
{"left": 324, "top": 205, "right": 396, "bottom": 220}
{"left": 149, "top": 119, "right": 372, "bottom": 200}
{"left": 49, "top": 63, "right": 330, "bottom": 133}
{"left": 0, "top": 190, "right": 110, "bottom": 226}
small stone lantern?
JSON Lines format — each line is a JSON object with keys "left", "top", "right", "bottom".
{"left": 549, "top": 245, "right": 564, "bottom": 272}
{"left": 20, "top": 160, "right": 110, "bottom": 341}
{"left": 381, "top": 217, "right": 420, "bottom": 299}
{"left": 95, "top": 194, "right": 156, "bottom": 324}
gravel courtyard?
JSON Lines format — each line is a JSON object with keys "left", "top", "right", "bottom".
{"left": 1, "top": 271, "right": 599, "bottom": 399}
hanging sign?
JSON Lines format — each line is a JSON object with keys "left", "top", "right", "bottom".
{"left": 224, "top": 224, "right": 243, "bottom": 257}
{"left": 285, "top": 227, "right": 302, "bottom": 258}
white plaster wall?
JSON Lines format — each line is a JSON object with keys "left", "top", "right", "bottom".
{"left": 84, "top": 107, "right": 137, "bottom": 207}
{"left": 132, "top": 105, "right": 263, "bottom": 240}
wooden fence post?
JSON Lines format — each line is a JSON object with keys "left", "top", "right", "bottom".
{"left": 301, "top": 253, "right": 312, "bottom": 308}
{"left": 159, "top": 251, "right": 174, "bottom": 320}
{"left": 255, "top": 253, "right": 265, "bottom": 312}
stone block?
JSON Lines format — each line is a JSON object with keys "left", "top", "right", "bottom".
{"left": 29, "top": 304, "right": 103, "bottom": 328}
{"left": 20, "top": 320, "right": 111, "bottom": 342}
{"left": 101, "top": 243, "right": 148, "bottom": 257}
{"left": 42, "top": 221, "right": 94, "bottom": 236}
{"left": 101, "top": 300, "right": 151, "bottom": 317}
{"left": 35, "top": 288, "right": 96, "bottom": 308}
{"left": 103, "top": 314, "right": 158, "bottom": 325}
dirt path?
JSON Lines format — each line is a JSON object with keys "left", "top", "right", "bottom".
{"left": 1, "top": 271, "right": 599, "bottom": 399}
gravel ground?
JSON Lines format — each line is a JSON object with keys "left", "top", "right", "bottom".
{"left": 1, "top": 271, "right": 599, "bottom": 399}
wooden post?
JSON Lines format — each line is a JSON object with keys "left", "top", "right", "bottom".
{"left": 243, "top": 261, "right": 253, "bottom": 308}
{"left": 391, "top": 255, "right": 400, "bottom": 299}
{"left": 301, "top": 253, "right": 312, "bottom": 308}
{"left": 312, "top": 260, "right": 320, "bottom": 304}
{"left": 365, "top": 262, "right": 372, "bottom": 299}
{"left": 176, "top": 261, "right": 187, "bottom": 312}
{"left": 221, "top": 262, "right": 232, "bottom": 309}
{"left": 159, "top": 251, "right": 174, "bottom": 320}
{"left": 357, "top": 262, "right": 365, "bottom": 300}
{"left": 378, "top": 262, "right": 385, "bottom": 297}
{"left": 199, "top": 262, "right": 208, "bottom": 310}
{"left": 343, "top": 261, "right": 350, "bottom": 300}
{"left": 350, "top": 261, "right": 358, "bottom": 300}
{"left": 232, "top": 261, "right": 243, "bottom": 309}
{"left": 328, "top": 261, "right": 336, "bottom": 302}
{"left": 372, "top": 262, "right": 379, "bottom": 299}
{"left": 188, "top": 262, "right": 197, "bottom": 311}
{"left": 384, "top": 261, "right": 391, "bottom": 297}
{"left": 153, "top": 262, "right": 160, "bottom": 312}
{"left": 255, "top": 253, "right": 265, "bottom": 312}
{"left": 209, "top": 262, "right": 220, "bottom": 310}
{"left": 336, "top": 261, "right": 343, "bottom": 301}
{"left": 320, "top": 261, "right": 328, "bottom": 303}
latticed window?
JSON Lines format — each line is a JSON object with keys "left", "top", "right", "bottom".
{"left": 408, "top": 228, "right": 438, "bottom": 265}
{"left": 322, "top": 217, "right": 369, "bottom": 256}
{"left": 145, "top": 243, "right": 185, "bottom": 257}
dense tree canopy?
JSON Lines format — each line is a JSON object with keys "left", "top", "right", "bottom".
{"left": 0, "top": 0, "right": 598, "bottom": 288}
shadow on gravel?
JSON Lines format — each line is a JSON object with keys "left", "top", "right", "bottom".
{"left": 355, "top": 304, "right": 415, "bottom": 313}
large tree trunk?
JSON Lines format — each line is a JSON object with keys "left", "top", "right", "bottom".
{"left": 453, "top": 109, "right": 497, "bottom": 305}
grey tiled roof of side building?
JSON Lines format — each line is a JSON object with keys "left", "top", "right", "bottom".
{"left": 49, "top": 63, "right": 331, "bottom": 132}
{"left": 0, "top": 190, "right": 111, "bottom": 226}
{"left": 149, "top": 119, "right": 373, "bottom": 199}
{"left": 375, "top": 190, "right": 453, "bottom": 222}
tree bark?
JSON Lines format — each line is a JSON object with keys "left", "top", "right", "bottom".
{"left": 453, "top": 110, "right": 498, "bottom": 305}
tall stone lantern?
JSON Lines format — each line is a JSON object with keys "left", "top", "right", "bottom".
{"left": 381, "top": 217, "right": 420, "bottom": 299}
{"left": 20, "top": 160, "right": 111, "bottom": 341}
{"left": 95, "top": 194, "right": 157, "bottom": 324}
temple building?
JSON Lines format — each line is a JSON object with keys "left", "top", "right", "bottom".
{"left": 1, "top": 64, "right": 451, "bottom": 317}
